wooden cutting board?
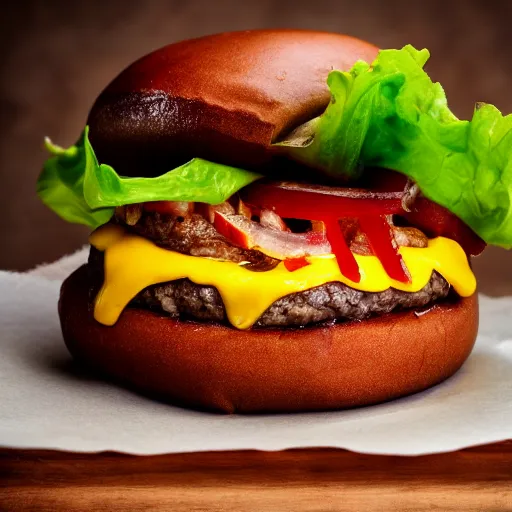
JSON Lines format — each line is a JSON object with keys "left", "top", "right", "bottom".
{"left": 1, "top": 441, "right": 511, "bottom": 511}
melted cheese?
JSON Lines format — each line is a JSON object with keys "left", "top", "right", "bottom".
{"left": 90, "top": 224, "right": 477, "bottom": 330}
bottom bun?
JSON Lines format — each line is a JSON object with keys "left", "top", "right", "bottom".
{"left": 59, "top": 265, "right": 478, "bottom": 413}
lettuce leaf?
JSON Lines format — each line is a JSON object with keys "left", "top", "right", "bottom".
{"left": 37, "top": 127, "right": 262, "bottom": 229}
{"left": 278, "top": 45, "right": 512, "bottom": 248}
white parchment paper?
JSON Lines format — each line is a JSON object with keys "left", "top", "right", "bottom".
{"left": 1, "top": 249, "right": 511, "bottom": 455}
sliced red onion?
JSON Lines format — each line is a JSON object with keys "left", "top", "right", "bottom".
{"left": 214, "top": 212, "right": 331, "bottom": 260}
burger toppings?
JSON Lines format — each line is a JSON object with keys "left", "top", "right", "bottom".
{"left": 241, "top": 181, "right": 451, "bottom": 283}
{"left": 276, "top": 46, "right": 512, "bottom": 248}
{"left": 38, "top": 46, "right": 512, "bottom": 249}
{"left": 115, "top": 200, "right": 431, "bottom": 266}
{"left": 118, "top": 210, "right": 279, "bottom": 269}
{"left": 36, "top": 43, "right": 512, "bottom": 331}
{"left": 88, "top": 224, "right": 476, "bottom": 329}
{"left": 212, "top": 211, "right": 331, "bottom": 260}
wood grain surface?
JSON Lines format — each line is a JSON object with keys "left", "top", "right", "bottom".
{"left": 1, "top": 442, "right": 511, "bottom": 511}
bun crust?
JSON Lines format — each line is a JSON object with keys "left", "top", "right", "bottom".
{"left": 87, "top": 30, "right": 378, "bottom": 176}
{"left": 59, "top": 266, "right": 478, "bottom": 413}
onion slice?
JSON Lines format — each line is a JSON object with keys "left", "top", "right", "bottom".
{"left": 260, "top": 209, "right": 290, "bottom": 232}
{"left": 213, "top": 212, "right": 331, "bottom": 260}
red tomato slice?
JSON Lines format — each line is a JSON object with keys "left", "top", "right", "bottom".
{"left": 242, "top": 181, "right": 407, "bottom": 282}
{"left": 402, "top": 199, "right": 486, "bottom": 256}
{"left": 359, "top": 215, "right": 410, "bottom": 283}
{"left": 240, "top": 179, "right": 486, "bottom": 283}
{"left": 284, "top": 257, "right": 310, "bottom": 272}
{"left": 242, "top": 181, "right": 405, "bottom": 218}
{"left": 242, "top": 180, "right": 485, "bottom": 256}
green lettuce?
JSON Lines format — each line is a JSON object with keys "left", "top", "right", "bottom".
{"left": 37, "top": 127, "right": 262, "bottom": 229}
{"left": 278, "top": 45, "right": 512, "bottom": 248}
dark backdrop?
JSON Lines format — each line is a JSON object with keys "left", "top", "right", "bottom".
{"left": 2, "top": 0, "right": 511, "bottom": 293}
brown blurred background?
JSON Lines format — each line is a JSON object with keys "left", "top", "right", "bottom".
{"left": 1, "top": 0, "right": 511, "bottom": 294}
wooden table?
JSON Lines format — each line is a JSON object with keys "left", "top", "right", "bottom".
{"left": 1, "top": 442, "right": 511, "bottom": 511}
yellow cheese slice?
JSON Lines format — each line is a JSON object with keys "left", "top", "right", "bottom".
{"left": 90, "top": 224, "right": 476, "bottom": 330}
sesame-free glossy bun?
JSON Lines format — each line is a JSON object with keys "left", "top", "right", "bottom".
{"left": 59, "top": 266, "right": 478, "bottom": 414}
{"left": 87, "top": 30, "right": 378, "bottom": 176}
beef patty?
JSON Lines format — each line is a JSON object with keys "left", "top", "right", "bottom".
{"left": 136, "top": 272, "right": 450, "bottom": 327}
{"left": 88, "top": 248, "right": 450, "bottom": 328}
{"left": 122, "top": 210, "right": 279, "bottom": 270}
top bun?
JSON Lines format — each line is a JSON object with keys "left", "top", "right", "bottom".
{"left": 87, "top": 30, "right": 378, "bottom": 177}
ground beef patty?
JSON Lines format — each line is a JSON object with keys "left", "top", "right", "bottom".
{"left": 122, "top": 211, "right": 279, "bottom": 270}
{"left": 134, "top": 272, "right": 450, "bottom": 328}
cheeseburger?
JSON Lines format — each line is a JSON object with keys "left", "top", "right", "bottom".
{"left": 37, "top": 30, "right": 512, "bottom": 413}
